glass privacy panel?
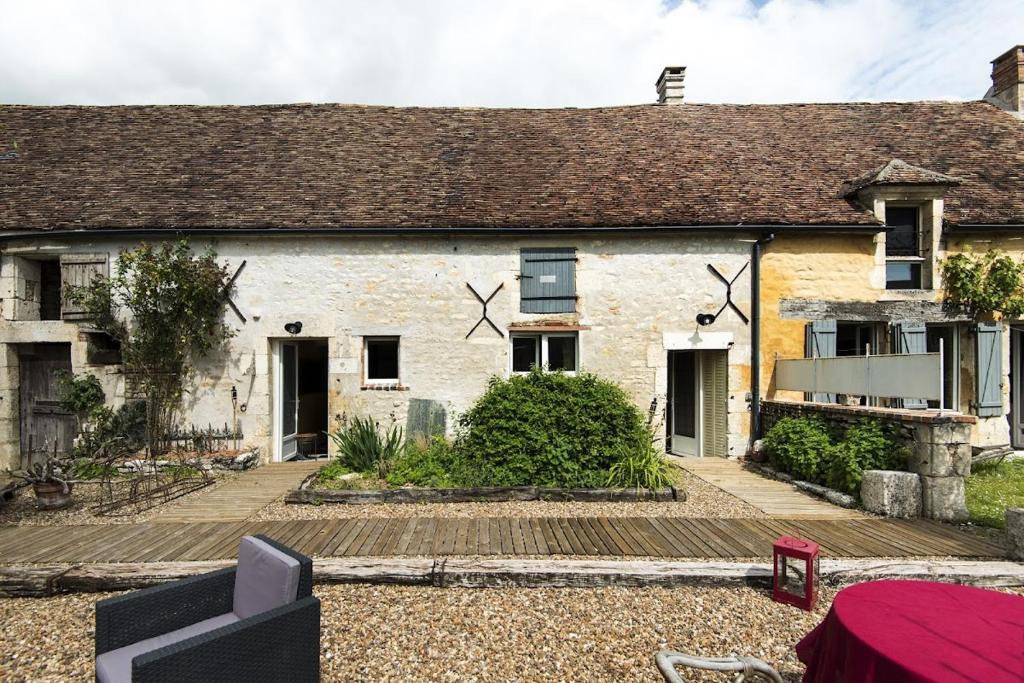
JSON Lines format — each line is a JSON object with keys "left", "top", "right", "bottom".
{"left": 511, "top": 336, "right": 538, "bottom": 372}
{"left": 779, "top": 554, "right": 807, "bottom": 595}
{"left": 547, "top": 336, "right": 576, "bottom": 371}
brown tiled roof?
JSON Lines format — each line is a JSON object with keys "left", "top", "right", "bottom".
{"left": 839, "top": 158, "right": 962, "bottom": 197}
{"left": 0, "top": 101, "right": 1022, "bottom": 232}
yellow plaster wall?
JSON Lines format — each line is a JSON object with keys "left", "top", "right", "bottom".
{"left": 760, "top": 233, "right": 879, "bottom": 399}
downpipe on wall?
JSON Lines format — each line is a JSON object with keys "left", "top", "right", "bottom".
{"left": 750, "top": 232, "right": 775, "bottom": 444}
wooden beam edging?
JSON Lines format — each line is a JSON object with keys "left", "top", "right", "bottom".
{"left": 4, "top": 558, "right": 1023, "bottom": 597}
{"left": 285, "top": 486, "right": 684, "bottom": 505}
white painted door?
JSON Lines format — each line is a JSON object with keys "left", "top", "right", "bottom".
{"left": 280, "top": 342, "right": 299, "bottom": 460}
{"left": 670, "top": 351, "right": 700, "bottom": 456}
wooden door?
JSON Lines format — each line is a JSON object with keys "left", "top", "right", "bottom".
{"left": 18, "top": 344, "right": 75, "bottom": 467}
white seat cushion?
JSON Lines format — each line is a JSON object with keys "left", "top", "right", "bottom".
{"left": 95, "top": 612, "right": 238, "bottom": 683}
{"left": 232, "top": 536, "right": 301, "bottom": 620}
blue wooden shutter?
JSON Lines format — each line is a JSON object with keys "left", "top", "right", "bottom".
{"left": 804, "top": 319, "right": 836, "bottom": 403}
{"left": 894, "top": 320, "right": 928, "bottom": 409}
{"left": 520, "top": 248, "right": 576, "bottom": 314}
{"left": 974, "top": 321, "right": 1003, "bottom": 417}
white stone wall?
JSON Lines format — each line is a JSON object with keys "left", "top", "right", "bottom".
{"left": 0, "top": 233, "right": 757, "bottom": 466}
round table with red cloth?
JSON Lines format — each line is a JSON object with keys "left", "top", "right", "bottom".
{"left": 796, "top": 580, "right": 1024, "bottom": 682}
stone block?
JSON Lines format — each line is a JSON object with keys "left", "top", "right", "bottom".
{"left": 920, "top": 475, "right": 968, "bottom": 522}
{"left": 1006, "top": 508, "right": 1024, "bottom": 561}
{"left": 860, "top": 470, "right": 921, "bottom": 518}
{"left": 913, "top": 421, "right": 971, "bottom": 446}
{"left": 910, "top": 441, "right": 972, "bottom": 477}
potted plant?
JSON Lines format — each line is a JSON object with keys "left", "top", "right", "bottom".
{"left": 7, "top": 456, "right": 75, "bottom": 510}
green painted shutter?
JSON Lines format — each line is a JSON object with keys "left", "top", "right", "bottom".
{"left": 894, "top": 320, "right": 928, "bottom": 409}
{"left": 520, "top": 248, "right": 576, "bottom": 313}
{"left": 805, "top": 319, "right": 836, "bottom": 403}
{"left": 974, "top": 321, "right": 1003, "bottom": 417}
{"left": 701, "top": 351, "right": 728, "bottom": 457}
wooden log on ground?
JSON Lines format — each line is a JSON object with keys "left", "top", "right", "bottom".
{"left": 436, "top": 559, "right": 771, "bottom": 588}
{"left": 58, "top": 560, "right": 234, "bottom": 593}
{"left": 0, "top": 564, "right": 73, "bottom": 597}
{"left": 819, "top": 559, "right": 1024, "bottom": 588}
{"left": 285, "top": 485, "right": 683, "bottom": 505}
{"left": 315, "top": 558, "right": 436, "bottom": 586}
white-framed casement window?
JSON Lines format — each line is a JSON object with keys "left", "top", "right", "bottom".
{"left": 510, "top": 332, "right": 578, "bottom": 373}
{"left": 364, "top": 336, "right": 400, "bottom": 384}
{"left": 885, "top": 205, "right": 925, "bottom": 289}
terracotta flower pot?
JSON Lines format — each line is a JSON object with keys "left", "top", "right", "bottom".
{"left": 32, "top": 481, "right": 74, "bottom": 510}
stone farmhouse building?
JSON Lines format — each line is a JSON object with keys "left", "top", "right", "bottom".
{"left": 0, "top": 46, "right": 1022, "bottom": 469}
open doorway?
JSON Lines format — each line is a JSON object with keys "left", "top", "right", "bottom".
{"left": 275, "top": 339, "right": 329, "bottom": 461}
{"left": 667, "top": 350, "right": 728, "bottom": 457}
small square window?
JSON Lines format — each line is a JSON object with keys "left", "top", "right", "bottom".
{"left": 547, "top": 335, "right": 577, "bottom": 371}
{"left": 365, "top": 337, "right": 400, "bottom": 382}
{"left": 885, "top": 262, "right": 922, "bottom": 289}
{"left": 511, "top": 336, "right": 539, "bottom": 373}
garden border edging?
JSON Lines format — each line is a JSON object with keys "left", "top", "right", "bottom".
{"left": 285, "top": 485, "right": 685, "bottom": 505}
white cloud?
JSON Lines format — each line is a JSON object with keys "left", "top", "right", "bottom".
{"left": 0, "top": 0, "right": 1020, "bottom": 106}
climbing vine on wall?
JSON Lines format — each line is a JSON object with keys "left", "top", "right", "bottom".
{"left": 941, "top": 249, "right": 1024, "bottom": 318}
{"left": 69, "top": 239, "right": 234, "bottom": 454}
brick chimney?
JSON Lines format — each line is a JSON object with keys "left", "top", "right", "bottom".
{"left": 987, "top": 45, "right": 1024, "bottom": 113}
{"left": 656, "top": 66, "right": 685, "bottom": 104}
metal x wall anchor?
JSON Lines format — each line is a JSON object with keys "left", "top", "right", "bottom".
{"left": 466, "top": 282, "right": 505, "bottom": 339}
{"left": 223, "top": 260, "right": 248, "bottom": 324}
{"left": 705, "top": 262, "right": 750, "bottom": 325}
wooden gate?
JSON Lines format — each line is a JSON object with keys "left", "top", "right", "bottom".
{"left": 18, "top": 344, "right": 75, "bottom": 467}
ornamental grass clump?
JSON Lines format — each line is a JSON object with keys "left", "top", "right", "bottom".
{"left": 329, "top": 415, "right": 406, "bottom": 480}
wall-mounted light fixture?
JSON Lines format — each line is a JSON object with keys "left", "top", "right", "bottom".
{"left": 284, "top": 321, "right": 303, "bottom": 335}
{"left": 696, "top": 313, "right": 716, "bottom": 326}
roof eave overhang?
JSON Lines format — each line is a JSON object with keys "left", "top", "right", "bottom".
{"left": 0, "top": 223, "right": 887, "bottom": 242}
{"left": 945, "top": 223, "right": 1024, "bottom": 233}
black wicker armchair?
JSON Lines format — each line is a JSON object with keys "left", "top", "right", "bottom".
{"left": 95, "top": 534, "right": 320, "bottom": 682}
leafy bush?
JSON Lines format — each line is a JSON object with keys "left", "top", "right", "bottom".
{"left": 822, "top": 419, "right": 907, "bottom": 495}
{"left": 456, "top": 369, "right": 651, "bottom": 488}
{"left": 942, "top": 249, "right": 1024, "bottom": 317}
{"left": 329, "top": 416, "right": 406, "bottom": 479}
{"left": 607, "top": 429, "right": 672, "bottom": 490}
{"left": 74, "top": 401, "right": 147, "bottom": 461}
{"left": 387, "top": 437, "right": 466, "bottom": 488}
{"left": 56, "top": 371, "right": 105, "bottom": 428}
{"left": 763, "top": 416, "right": 831, "bottom": 482}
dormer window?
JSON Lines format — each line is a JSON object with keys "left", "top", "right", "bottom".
{"left": 885, "top": 206, "right": 923, "bottom": 289}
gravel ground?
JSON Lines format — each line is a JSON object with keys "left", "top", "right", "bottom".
{"left": 251, "top": 471, "right": 762, "bottom": 520}
{"left": 5, "top": 584, "right": 1022, "bottom": 682}
{"left": 0, "top": 473, "right": 236, "bottom": 527}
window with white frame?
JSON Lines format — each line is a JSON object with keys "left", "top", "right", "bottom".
{"left": 364, "top": 337, "right": 400, "bottom": 383}
{"left": 510, "top": 333, "right": 578, "bottom": 373}
{"left": 885, "top": 206, "right": 925, "bottom": 289}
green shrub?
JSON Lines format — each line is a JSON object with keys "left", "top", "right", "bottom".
{"left": 456, "top": 369, "right": 650, "bottom": 488}
{"left": 329, "top": 416, "right": 406, "bottom": 479}
{"left": 823, "top": 419, "right": 907, "bottom": 495}
{"left": 607, "top": 429, "right": 672, "bottom": 490}
{"left": 387, "top": 437, "right": 465, "bottom": 488}
{"left": 317, "top": 459, "right": 352, "bottom": 482}
{"left": 763, "top": 416, "right": 831, "bottom": 482}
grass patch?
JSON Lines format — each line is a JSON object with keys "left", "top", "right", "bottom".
{"left": 965, "top": 459, "right": 1024, "bottom": 528}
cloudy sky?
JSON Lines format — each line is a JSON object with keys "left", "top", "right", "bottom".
{"left": 1, "top": 0, "right": 1020, "bottom": 107}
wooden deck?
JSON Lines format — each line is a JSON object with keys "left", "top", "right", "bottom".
{"left": 0, "top": 516, "right": 1003, "bottom": 563}
{"left": 156, "top": 460, "right": 323, "bottom": 522}
{"left": 674, "top": 456, "right": 864, "bottom": 519}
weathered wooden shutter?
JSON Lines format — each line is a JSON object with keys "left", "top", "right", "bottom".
{"left": 520, "top": 248, "right": 576, "bottom": 314}
{"left": 974, "top": 321, "right": 1004, "bottom": 417}
{"left": 701, "top": 351, "right": 728, "bottom": 457}
{"left": 59, "top": 254, "right": 108, "bottom": 320}
{"left": 804, "top": 319, "right": 836, "bottom": 403}
{"left": 894, "top": 320, "right": 928, "bottom": 409}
